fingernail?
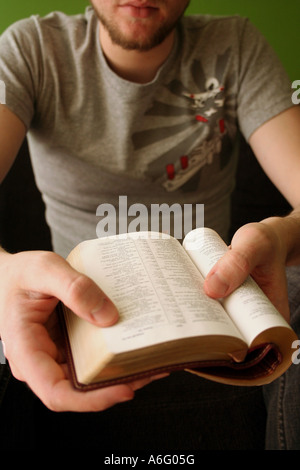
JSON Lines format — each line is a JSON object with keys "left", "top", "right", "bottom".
{"left": 91, "top": 298, "right": 118, "bottom": 326}
{"left": 205, "top": 272, "right": 229, "bottom": 298}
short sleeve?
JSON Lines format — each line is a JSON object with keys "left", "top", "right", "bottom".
{"left": 0, "top": 18, "right": 42, "bottom": 129}
{"left": 236, "top": 19, "right": 293, "bottom": 141}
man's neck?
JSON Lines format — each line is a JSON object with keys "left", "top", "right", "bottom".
{"left": 99, "top": 25, "right": 175, "bottom": 84}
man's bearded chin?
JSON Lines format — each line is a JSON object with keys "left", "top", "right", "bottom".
{"left": 90, "top": 4, "right": 185, "bottom": 52}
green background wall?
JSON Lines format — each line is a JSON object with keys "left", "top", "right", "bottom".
{"left": 0, "top": 0, "right": 298, "bottom": 79}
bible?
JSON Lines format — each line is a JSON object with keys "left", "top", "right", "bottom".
{"left": 59, "top": 228, "right": 297, "bottom": 390}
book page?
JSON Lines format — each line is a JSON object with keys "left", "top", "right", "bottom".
{"left": 183, "top": 228, "right": 292, "bottom": 346}
{"left": 77, "top": 233, "right": 245, "bottom": 354}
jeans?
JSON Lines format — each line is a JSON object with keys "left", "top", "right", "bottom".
{"left": 264, "top": 265, "right": 300, "bottom": 450}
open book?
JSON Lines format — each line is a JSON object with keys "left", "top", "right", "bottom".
{"left": 59, "top": 228, "right": 297, "bottom": 390}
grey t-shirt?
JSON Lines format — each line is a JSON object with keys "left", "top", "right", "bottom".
{"left": 0, "top": 7, "right": 293, "bottom": 256}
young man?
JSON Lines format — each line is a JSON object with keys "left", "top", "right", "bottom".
{"left": 0, "top": 0, "right": 300, "bottom": 449}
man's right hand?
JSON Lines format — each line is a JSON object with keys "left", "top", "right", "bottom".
{"left": 0, "top": 107, "right": 166, "bottom": 411}
{"left": 0, "top": 249, "right": 160, "bottom": 412}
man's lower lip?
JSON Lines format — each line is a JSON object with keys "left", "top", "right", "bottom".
{"left": 120, "top": 5, "right": 158, "bottom": 19}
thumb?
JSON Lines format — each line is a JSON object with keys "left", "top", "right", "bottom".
{"left": 18, "top": 251, "right": 119, "bottom": 327}
{"left": 204, "top": 248, "right": 253, "bottom": 299}
{"left": 203, "top": 224, "right": 263, "bottom": 299}
{"left": 59, "top": 268, "right": 119, "bottom": 327}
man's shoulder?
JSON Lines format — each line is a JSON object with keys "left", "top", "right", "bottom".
{"left": 1, "top": 6, "right": 96, "bottom": 41}
{"left": 33, "top": 6, "right": 95, "bottom": 30}
{"left": 181, "top": 14, "right": 247, "bottom": 34}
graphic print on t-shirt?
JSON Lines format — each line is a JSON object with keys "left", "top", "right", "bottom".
{"left": 132, "top": 48, "right": 234, "bottom": 193}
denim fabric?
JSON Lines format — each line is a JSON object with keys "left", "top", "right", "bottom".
{"left": 264, "top": 265, "right": 300, "bottom": 450}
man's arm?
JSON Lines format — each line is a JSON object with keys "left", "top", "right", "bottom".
{"left": 0, "top": 106, "right": 163, "bottom": 411}
{"left": 0, "top": 105, "right": 27, "bottom": 182}
{"left": 204, "top": 106, "right": 300, "bottom": 322}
